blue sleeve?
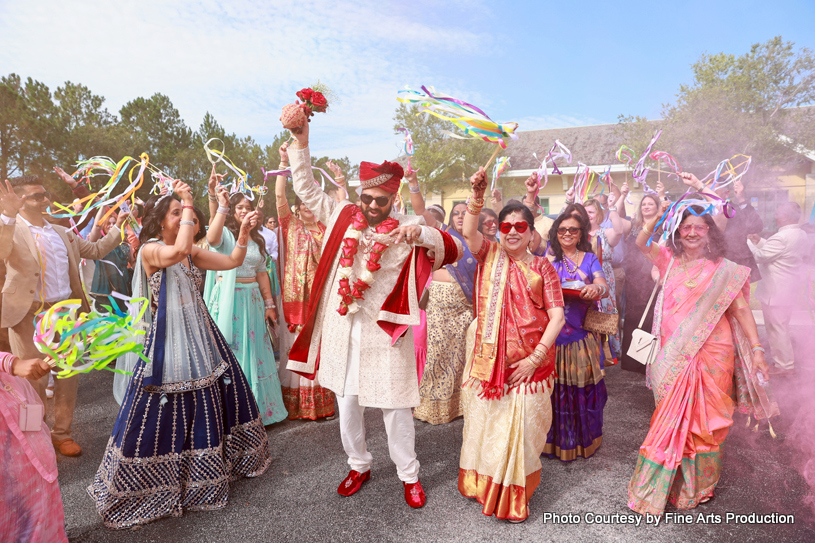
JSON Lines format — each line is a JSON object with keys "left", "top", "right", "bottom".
{"left": 588, "top": 253, "right": 605, "bottom": 279}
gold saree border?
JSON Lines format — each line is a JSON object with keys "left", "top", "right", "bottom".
{"left": 458, "top": 468, "right": 541, "bottom": 521}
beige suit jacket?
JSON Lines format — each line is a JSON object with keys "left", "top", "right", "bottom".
{"left": 0, "top": 216, "right": 122, "bottom": 328}
{"left": 747, "top": 224, "right": 810, "bottom": 307}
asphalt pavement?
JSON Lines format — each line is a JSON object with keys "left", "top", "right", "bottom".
{"left": 53, "top": 325, "right": 815, "bottom": 543}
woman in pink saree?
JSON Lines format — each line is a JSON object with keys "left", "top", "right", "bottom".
{"left": 628, "top": 192, "right": 775, "bottom": 515}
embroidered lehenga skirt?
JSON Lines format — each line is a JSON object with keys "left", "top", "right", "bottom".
{"left": 88, "top": 312, "right": 272, "bottom": 529}
{"left": 414, "top": 281, "right": 473, "bottom": 424}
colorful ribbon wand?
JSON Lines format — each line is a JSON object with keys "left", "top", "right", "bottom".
{"left": 397, "top": 86, "right": 519, "bottom": 168}
{"left": 204, "top": 138, "right": 265, "bottom": 201}
{"left": 34, "top": 295, "right": 150, "bottom": 378}
{"left": 397, "top": 127, "right": 416, "bottom": 173}
{"left": 491, "top": 156, "right": 511, "bottom": 191}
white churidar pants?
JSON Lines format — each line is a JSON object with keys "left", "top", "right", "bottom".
{"left": 337, "top": 314, "right": 420, "bottom": 483}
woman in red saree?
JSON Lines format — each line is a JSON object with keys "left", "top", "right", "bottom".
{"left": 628, "top": 185, "right": 773, "bottom": 515}
{"left": 274, "top": 142, "right": 336, "bottom": 420}
{"left": 458, "top": 168, "right": 565, "bottom": 522}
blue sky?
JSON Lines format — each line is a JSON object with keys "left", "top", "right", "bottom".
{"left": 1, "top": 0, "right": 813, "bottom": 166}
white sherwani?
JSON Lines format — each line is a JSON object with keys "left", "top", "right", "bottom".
{"left": 286, "top": 145, "right": 463, "bottom": 409}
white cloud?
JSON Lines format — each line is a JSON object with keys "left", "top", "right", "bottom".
{"left": 0, "top": 0, "right": 496, "bottom": 165}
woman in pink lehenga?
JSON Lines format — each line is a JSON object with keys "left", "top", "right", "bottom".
{"left": 628, "top": 189, "right": 775, "bottom": 516}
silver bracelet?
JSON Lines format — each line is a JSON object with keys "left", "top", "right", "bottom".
{"left": 408, "top": 184, "right": 421, "bottom": 194}
{"left": 607, "top": 206, "right": 617, "bottom": 212}
{"left": 179, "top": 220, "right": 195, "bottom": 226}
{"left": 264, "top": 298, "right": 276, "bottom": 309}
{"left": 236, "top": 242, "right": 248, "bottom": 248}
{"left": 208, "top": 193, "right": 217, "bottom": 201}
{"left": 751, "top": 346, "right": 765, "bottom": 353}
{"left": 217, "top": 206, "right": 229, "bottom": 215}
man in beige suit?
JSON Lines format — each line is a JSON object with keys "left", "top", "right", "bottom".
{"left": 0, "top": 176, "right": 125, "bottom": 456}
{"left": 747, "top": 201, "right": 810, "bottom": 376}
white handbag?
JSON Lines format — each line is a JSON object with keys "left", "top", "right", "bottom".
{"left": 627, "top": 257, "right": 674, "bottom": 365}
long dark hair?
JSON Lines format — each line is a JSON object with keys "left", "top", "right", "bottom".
{"left": 670, "top": 207, "right": 726, "bottom": 261}
{"left": 192, "top": 206, "right": 206, "bottom": 243}
{"left": 139, "top": 195, "right": 176, "bottom": 245}
{"left": 225, "top": 193, "right": 266, "bottom": 257}
{"left": 139, "top": 196, "right": 207, "bottom": 245}
{"left": 548, "top": 212, "right": 593, "bottom": 262}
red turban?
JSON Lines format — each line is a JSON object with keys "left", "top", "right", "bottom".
{"left": 359, "top": 161, "right": 403, "bottom": 194}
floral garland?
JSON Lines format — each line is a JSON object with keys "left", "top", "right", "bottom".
{"left": 336, "top": 208, "right": 400, "bottom": 316}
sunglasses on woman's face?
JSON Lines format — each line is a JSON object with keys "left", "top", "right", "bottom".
{"left": 499, "top": 221, "right": 529, "bottom": 234}
{"left": 482, "top": 219, "right": 497, "bottom": 227}
{"left": 678, "top": 224, "right": 710, "bottom": 236}
{"left": 557, "top": 227, "right": 581, "bottom": 236}
{"left": 360, "top": 194, "right": 391, "bottom": 207}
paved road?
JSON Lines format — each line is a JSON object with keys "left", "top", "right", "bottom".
{"left": 54, "top": 328, "right": 815, "bottom": 543}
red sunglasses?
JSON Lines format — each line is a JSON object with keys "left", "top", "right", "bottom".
{"left": 499, "top": 221, "right": 529, "bottom": 234}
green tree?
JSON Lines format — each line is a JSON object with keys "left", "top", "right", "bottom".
{"left": 119, "top": 93, "right": 193, "bottom": 176}
{"left": 618, "top": 36, "right": 815, "bottom": 188}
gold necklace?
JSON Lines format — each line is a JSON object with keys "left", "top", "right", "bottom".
{"left": 681, "top": 256, "right": 705, "bottom": 288}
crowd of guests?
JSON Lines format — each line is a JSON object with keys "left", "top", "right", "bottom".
{"left": 0, "top": 116, "right": 805, "bottom": 537}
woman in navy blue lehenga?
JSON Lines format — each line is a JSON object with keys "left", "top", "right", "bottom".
{"left": 89, "top": 181, "right": 272, "bottom": 529}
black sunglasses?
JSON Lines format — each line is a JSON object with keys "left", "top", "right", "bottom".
{"left": 360, "top": 194, "right": 391, "bottom": 207}
{"left": 557, "top": 227, "right": 581, "bottom": 235}
{"left": 27, "top": 191, "right": 52, "bottom": 202}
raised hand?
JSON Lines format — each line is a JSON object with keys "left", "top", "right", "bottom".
{"left": 524, "top": 172, "right": 539, "bottom": 195}
{"left": 470, "top": 168, "right": 487, "bottom": 198}
{"left": 326, "top": 160, "right": 344, "bottom": 182}
{"left": 240, "top": 210, "right": 259, "bottom": 231}
{"left": 279, "top": 141, "right": 290, "bottom": 163}
{"left": 0, "top": 179, "right": 25, "bottom": 217}
{"left": 656, "top": 180, "right": 666, "bottom": 198}
{"left": 565, "top": 184, "right": 576, "bottom": 202}
{"left": 290, "top": 119, "right": 310, "bottom": 145}
{"left": 172, "top": 180, "right": 193, "bottom": 204}
{"left": 216, "top": 184, "right": 230, "bottom": 207}
{"left": 620, "top": 181, "right": 630, "bottom": 196}
{"left": 679, "top": 171, "right": 702, "bottom": 190}
{"left": 116, "top": 207, "right": 131, "bottom": 228}
{"left": 54, "top": 166, "right": 78, "bottom": 188}
{"left": 208, "top": 164, "right": 224, "bottom": 193}
{"left": 405, "top": 168, "right": 418, "bottom": 186}
{"left": 491, "top": 187, "right": 502, "bottom": 202}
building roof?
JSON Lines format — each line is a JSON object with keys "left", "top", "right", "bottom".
{"left": 502, "top": 123, "right": 629, "bottom": 172}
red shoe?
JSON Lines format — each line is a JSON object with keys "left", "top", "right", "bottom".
{"left": 337, "top": 470, "right": 371, "bottom": 497}
{"left": 403, "top": 480, "right": 426, "bottom": 508}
